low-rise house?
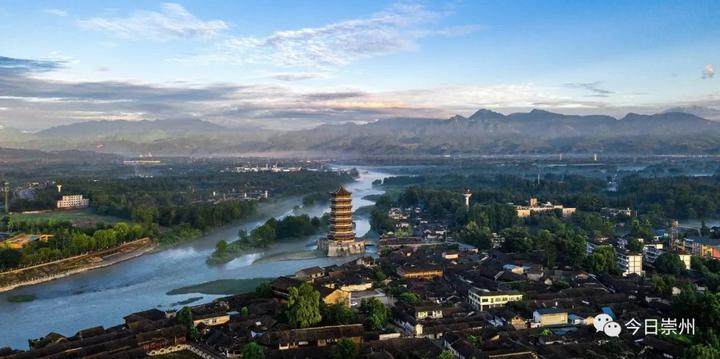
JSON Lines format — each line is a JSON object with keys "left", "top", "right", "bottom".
{"left": 532, "top": 308, "right": 568, "bottom": 327}
{"left": 259, "top": 324, "right": 363, "bottom": 350}
{"left": 295, "top": 266, "right": 325, "bottom": 281}
{"left": 397, "top": 265, "right": 443, "bottom": 280}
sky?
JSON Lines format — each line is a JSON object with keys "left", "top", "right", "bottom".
{"left": 0, "top": 0, "right": 719, "bottom": 131}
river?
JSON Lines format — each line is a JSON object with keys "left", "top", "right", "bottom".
{"left": 0, "top": 167, "right": 391, "bottom": 349}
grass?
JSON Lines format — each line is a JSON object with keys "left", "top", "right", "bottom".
{"left": 11, "top": 208, "right": 125, "bottom": 227}
{"left": 7, "top": 294, "right": 36, "bottom": 303}
{"left": 167, "top": 278, "right": 271, "bottom": 295}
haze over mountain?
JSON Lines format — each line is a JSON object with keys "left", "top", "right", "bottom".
{"left": 0, "top": 109, "right": 718, "bottom": 156}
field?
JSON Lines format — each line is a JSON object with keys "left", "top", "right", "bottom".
{"left": 11, "top": 208, "right": 125, "bottom": 227}
{"left": 167, "top": 277, "right": 272, "bottom": 295}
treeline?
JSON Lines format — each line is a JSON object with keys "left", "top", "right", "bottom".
{"left": 242, "top": 214, "right": 325, "bottom": 247}
{"left": 381, "top": 173, "right": 720, "bottom": 220}
{"left": 12, "top": 170, "right": 352, "bottom": 220}
{"left": 0, "top": 219, "right": 149, "bottom": 270}
{"left": 617, "top": 175, "right": 720, "bottom": 219}
{"left": 208, "top": 214, "right": 327, "bottom": 264}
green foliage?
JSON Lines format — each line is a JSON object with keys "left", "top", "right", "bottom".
{"left": 176, "top": 306, "right": 194, "bottom": 328}
{"left": 438, "top": 351, "right": 454, "bottom": 359}
{"left": 630, "top": 218, "right": 654, "bottom": 241}
{"left": 650, "top": 274, "right": 676, "bottom": 296}
{"left": 685, "top": 344, "right": 720, "bottom": 359}
{"left": 501, "top": 226, "right": 532, "bottom": 253}
{"left": 571, "top": 211, "right": 614, "bottom": 238}
{"left": 626, "top": 238, "right": 644, "bottom": 253}
{"left": 655, "top": 253, "right": 686, "bottom": 275}
{"left": 397, "top": 292, "right": 419, "bottom": 304}
{"left": 0, "top": 219, "right": 150, "bottom": 269}
{"left": 370, "top": 208, "right": 394, "bottom": 234}
{"left": 240, "top": 306, "right": 249, "bottom": 319}
{"left": 585, "top": 246, "right": 620, "bottom": 274}
{"left": 361, "top": 298, "right": 387, "bottom": 331}
{"left": 331, "top": 338, "right": 358, "bottom": 359}
{"left": 241, "top": 342, "right": 265, "bottom": 359}
{"left": 457, "top": 221, "right": 492, "bottom": 250}
{"left": 322, "top": 303, "right": 356, "bottom": 325}
{"left": 373, "top": 269, "right": 387, "bottom": 282}
{"left": 215, "top": 240, "right": 227, "bottom": 256}
{"left": 286, "top": 282, "right": 322, "bottom": 328}
{"left": 255, "top": 282, "right": 273, "bottom": 297}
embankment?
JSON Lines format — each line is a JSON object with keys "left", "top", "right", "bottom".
{"left": 0, "top": 238, "right": 156, "bottom": 293}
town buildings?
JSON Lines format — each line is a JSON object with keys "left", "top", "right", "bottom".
{"left": 56, "top": 194, "right": 90, "bottom": 209}
{"left": 515, "top": 197, "right": 576, "bottom": 218}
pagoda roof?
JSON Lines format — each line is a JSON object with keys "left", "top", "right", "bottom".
{"left": 331, "top": 186, "right": 352, "bottom": 196}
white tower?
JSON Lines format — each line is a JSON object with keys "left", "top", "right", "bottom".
{"left": 463, "top": 189, "right": 472, "bottom": 208}
{"left": 56, "top": 184, "right": 62, "bottom": 193}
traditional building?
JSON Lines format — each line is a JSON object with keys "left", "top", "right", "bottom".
{"left": 318, "top": 186, "right": 365, "bottom": 256}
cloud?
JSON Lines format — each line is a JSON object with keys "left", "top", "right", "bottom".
{"left": 77, "top": 3, "right": 228, "bottom": 40}
{"left": 177, "top": 4, "right": 477, "bottom": 67}
{"left": 702, "top": 64, "right": 714, "bottom": 79}
{"left": 267, "top": 72, "right": 329, "bottom": 81}
{"left": 0, "top": 55, "right": 65, "bottom": 73}
{"left": 563, "top": 82, "right": 614, "bottom": 97}
{"left": 43, "top": 8, "right": 67, "bottom": 17}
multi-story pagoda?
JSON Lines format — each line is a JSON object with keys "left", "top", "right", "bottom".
{"left": 319, "top": 186, "right": 365, "bottom": 256}
{"left": 328, "top": 186, "right": 355, "bottom": 241}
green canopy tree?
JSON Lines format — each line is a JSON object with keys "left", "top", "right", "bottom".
{"left": 361, "top": 298, "right": 387, "bottom": 331}
{"left": 286, "top": 282, "right": 322, "bottom": 328}
{"left": 241, "top": 342, "right": 265, "bottom": 359}
{"left": 655, "top": 253, "right": 686, "bottom": 275}
{"left": 331, "top": 338, "right": 358, "bottom": 359}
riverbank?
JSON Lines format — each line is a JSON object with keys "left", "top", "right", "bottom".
{"left": 0, "top": 237, "right": 156, "bottom": 293}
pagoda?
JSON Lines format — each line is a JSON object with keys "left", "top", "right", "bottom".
{"left": 319, "top": 186, "right": 365, "bottom": 256}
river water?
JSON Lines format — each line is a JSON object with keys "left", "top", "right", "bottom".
{"left": 0, "top": 167, "right": 391, "bottom": 349}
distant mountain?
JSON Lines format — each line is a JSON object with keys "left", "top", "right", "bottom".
{"left": 663, "top": 106, "right": 720, "bottom": 121}
{"left": 0, "top": 118, "right": 276, "bottom": 156}
{"left": 261, "top": 109, "right": 720, "bottom": 155}
{"left": 1, "top": 110, "right": 719, "bottom": 156}
{"left": 37, "top": 118, "right": 226, "bottom": 140}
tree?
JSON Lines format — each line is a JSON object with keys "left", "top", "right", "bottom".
{"left": 501, "top": 226, "right": 532, "bottom": 253}
{"left": 286, "top": 282, "right": 322, "bottom": 328}
{"left": 398, "top": 292, "right": 419, "bottom": 304}
{"left": 438, "top": 351, "right": 454, "bottom": 359}
{"left": 655, "top": 253, "right": 686, "bottom": 275}
{"left": 685, "top": 344, "right": 720, "bottom": 359}
{"left": 176, "top": 306, "right": 194, "bottom": 328}
{"left": 536, "top": 229, "right": 556, "bottom": 268}
{"left": 361, "top": 298, "right": 387, "bottom": 331}
{"left": 241, "top": 342, "right": 265, "bottom": 359}
{"left": 331, "top": 338, "right": 358, "bottom": 359}
{"left": 626, "top": 238, "right": 643, "bottom": 253}
{"left": 322, "top": 302, "right": 355, "bottom": 325}
{"left": 587, "top": 246, "right": 619, "bottom": 274}
{"left": 457, "top": 221, "right": 492, "bottom": 250}
{"left": 215, "top": 240, "right": 228, "bottom": 256}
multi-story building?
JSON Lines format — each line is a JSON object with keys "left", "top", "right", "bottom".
{"left": 467, "top": 288, "right": 523, "bottom": 311}
{"left": 318, "top": 187, "right": 364, "bottom": 256}
{"left": 56, "top": 194, "right": 90, "bottom": 209}
{"left": 684, "top": 237, "right": 720, "bottom": 259}
{"left": 617, "top": 251, "right": 644, "bottom": 276}
{"left": 515, "top": 197, "right": 576, "bottom": 218}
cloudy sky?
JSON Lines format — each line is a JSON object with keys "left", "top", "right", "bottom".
{"left": 0, "top": 0, "right": 719, "bottom": 131}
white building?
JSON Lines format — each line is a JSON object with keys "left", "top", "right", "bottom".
{"left": 617, "top": 251, "right": 644, "bottom": 276}
{"left": 467, "top": 287, "right": 523, "bottom": 311}
{"left": 56, "top": 194, "right": 90, "bottom": 209}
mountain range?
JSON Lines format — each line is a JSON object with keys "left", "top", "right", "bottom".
{"left": 1, "top": 109, "right": 720, "bottom": 156}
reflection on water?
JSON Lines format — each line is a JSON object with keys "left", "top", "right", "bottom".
{"left": 0, "top": 167, "right": 391, "bottom": 349}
